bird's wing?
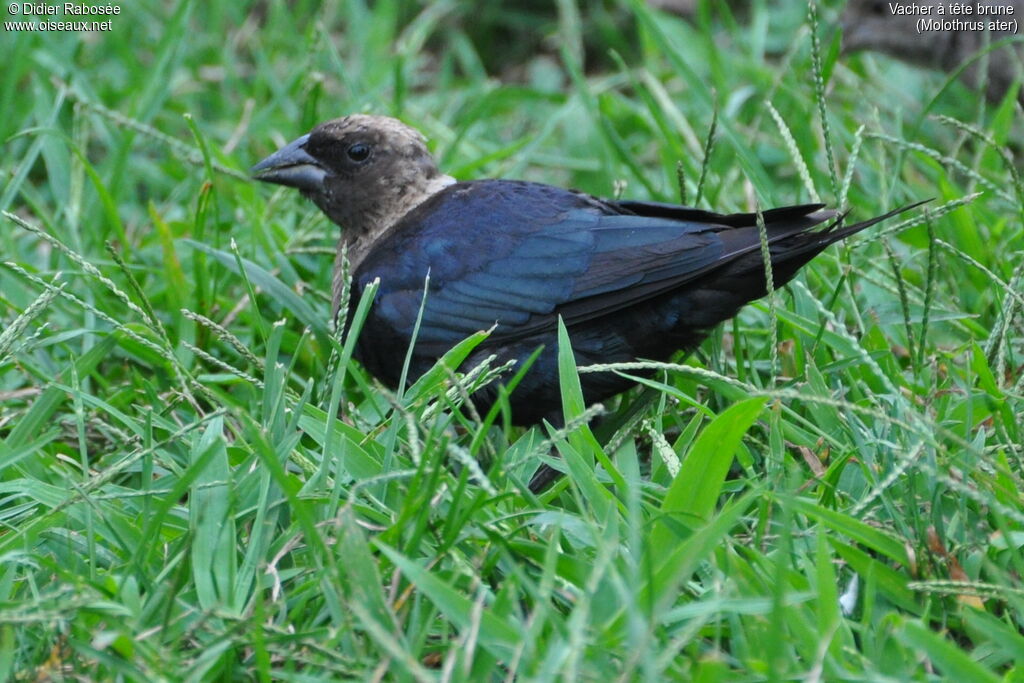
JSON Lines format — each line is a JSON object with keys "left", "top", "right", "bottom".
{"left": 358, "top": 181, "right": 831, "bottom": 353}
{"left": 612, "top": 200, "right": 827, "bottom": 226}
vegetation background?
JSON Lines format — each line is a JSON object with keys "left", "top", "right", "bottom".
{"left": 1, "top": 0, "right": 1022, "bottom": 679}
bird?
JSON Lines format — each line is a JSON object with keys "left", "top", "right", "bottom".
{"left": 841, "top": 0, "right": 1024, "bottom": 106}
{"left": 253, "top": 114, "right": 919, "bottom": 486}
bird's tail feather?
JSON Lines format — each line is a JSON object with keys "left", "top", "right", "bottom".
{"left": 819, "top": 198, "right": 932, "bottom": 244}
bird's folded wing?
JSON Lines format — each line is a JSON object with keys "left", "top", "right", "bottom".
{"left": 364, "top": 193, "right": 830, "bottom": 354}
{"left": 612, "top": 200, "right": 827, "bottom": 226}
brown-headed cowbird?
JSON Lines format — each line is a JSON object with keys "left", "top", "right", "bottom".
{"left": 253, "top": 115, "right": 918, "bottom": 482}
{"left": 841, "top": 0, "right": 1023, "bottom": 105}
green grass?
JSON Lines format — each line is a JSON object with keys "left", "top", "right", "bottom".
{"left": 2, "top": 0, "right": 1023, "bottom": 679}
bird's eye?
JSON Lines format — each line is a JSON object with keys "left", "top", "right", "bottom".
{"left": 346, "top": 142, "right": 371, "bottom": 163}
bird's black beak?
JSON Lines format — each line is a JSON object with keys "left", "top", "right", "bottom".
{"left": 251, "top": 134, "right": 327, "bottom": 192}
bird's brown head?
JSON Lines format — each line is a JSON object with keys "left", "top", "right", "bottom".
{"left": 252, "top": 115, "right": 455, "bottom": 241}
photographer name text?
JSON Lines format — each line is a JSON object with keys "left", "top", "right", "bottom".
{"left": 5, "top": 3, "right": 119, "bottom": 32}
{"left": 12, "top": 3, "right": 119, "bottom": 15}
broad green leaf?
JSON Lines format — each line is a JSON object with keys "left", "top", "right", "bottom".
{"left": 656, "top": 396, "right": 767, "bottom": 547}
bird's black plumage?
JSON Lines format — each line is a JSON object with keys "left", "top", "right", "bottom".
{"left": 253, "top": 115, "right": 919, "bottom": 428}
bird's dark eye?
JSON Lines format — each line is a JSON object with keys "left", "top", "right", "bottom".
{"left": 346, "top": 142, "right": 371, "bottom": 163}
